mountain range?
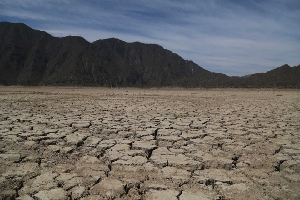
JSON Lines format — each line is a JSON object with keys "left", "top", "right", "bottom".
{"left": 0, "top": 22, "right": 299, "bottom": 88}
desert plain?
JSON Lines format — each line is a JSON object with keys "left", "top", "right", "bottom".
{"left": 0, "top": 87, "right": 299, "bottom": 200}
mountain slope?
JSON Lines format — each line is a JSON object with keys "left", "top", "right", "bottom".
{"left": 0, "top": 22, "right": 299, "bottom": 88}
{"left": 220, "top": 64, "right": 300, "bottom": 88}
{"left": 0, "top": 22, "right": 53, "bottom": 85}
{"left": 0, "top": 22, "right": 226, "bottom": 87}
{"left": 244, "top": 64, "right": 300, "bottom": 87}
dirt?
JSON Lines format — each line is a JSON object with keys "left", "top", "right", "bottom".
{"left": 0, "top": 87, "right": 299, "bottom": 200}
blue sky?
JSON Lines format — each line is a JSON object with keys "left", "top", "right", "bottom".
{"left": 0, "top": 0, "right": 299, "bottom": 76}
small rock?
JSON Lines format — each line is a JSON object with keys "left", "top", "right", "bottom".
{"left": 90, "top": 178, "right": 125, "bottom": 198}
{"left": 71, "top": 186, "right": 87, "bottom": 200}
{"left": 0, "top": 153, "right": 21, "bottom": 162}
{"left": 34, "top": 188, "right": 68, "bottom": 200}
{"left": 0, "top": 189, "right": 17, "bottom": 199}
{"left": 16, "top": 194, "right": 35, "bottom": 200}
{"left": 180, "top": 191, "right": 211, "bottom": 200}
{"left": 72, "top": 122, "right": 91, "bottom": 129}
{"left": 143, "top": 189, "right": 179, "bottom": 200}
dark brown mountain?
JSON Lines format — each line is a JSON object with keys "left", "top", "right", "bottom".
{"left": 217, "top": 64, "right": 300, "bottom": 88}
{"left": 0, "top": 22, "right": 299, "bottom": 88}
{"left": 243, "top": 64, "right": 300, "bottom": 88}
{"left": 0, "top": 22, "right": 225, "bottom": 87}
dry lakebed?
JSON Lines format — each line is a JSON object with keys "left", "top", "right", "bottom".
{"left": 0, "top": 87, "right": 299, "bottom": 200}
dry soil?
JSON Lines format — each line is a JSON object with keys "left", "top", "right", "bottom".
{"left": 0, "top": 87, "right": 299, "bottom": 200}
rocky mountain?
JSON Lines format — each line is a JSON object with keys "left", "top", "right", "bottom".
{"left": 241, "top": 64, "right": 300, "bottom": 88}
{"left": 219, "top": 64, "right": 300, "bottom": 88}
{"left": 0, "top": 22, "right": 299, "bottom": 88}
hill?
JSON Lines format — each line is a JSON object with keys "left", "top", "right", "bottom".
{"left": 0, "top": 22, "right": 299, "bottom": 88}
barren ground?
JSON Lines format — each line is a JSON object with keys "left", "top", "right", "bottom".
{"left": 0, "top": 87, "right": 299, "bottom": 200}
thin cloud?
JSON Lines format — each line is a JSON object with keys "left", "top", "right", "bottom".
{"left": 0, "top": 0, "right": 299, "bottom": 76}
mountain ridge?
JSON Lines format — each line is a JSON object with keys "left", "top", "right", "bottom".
{"left": 0, "top": 22, "right": 299, "bottom": 88}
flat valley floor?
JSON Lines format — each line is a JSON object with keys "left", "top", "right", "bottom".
{"left": 0, "top": 87, "right": 299, "bottom": 200}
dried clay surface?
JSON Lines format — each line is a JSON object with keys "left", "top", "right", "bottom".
{"left": 0, "top": 87, "right": 299, "bottom": 200}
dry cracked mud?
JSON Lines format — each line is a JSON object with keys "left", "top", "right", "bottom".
{"left": 0, "top": 87, "right": 299, "bottom": 200}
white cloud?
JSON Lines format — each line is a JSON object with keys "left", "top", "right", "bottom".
{"left": 0, "top": 0, "right": 299, "bottom": 76}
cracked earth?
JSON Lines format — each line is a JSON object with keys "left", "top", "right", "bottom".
{"left": 0, "top": 87, "right": 299, "bottom": 200}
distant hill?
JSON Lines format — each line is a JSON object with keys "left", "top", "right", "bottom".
{"left": 0, "top": 22, "right": 299, "bottom": 88}
{"left": 221, "top": 64, "right": 300, "bottom": 88}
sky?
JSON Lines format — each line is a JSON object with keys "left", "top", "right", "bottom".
{"left": 0, "top": 0, "right": 299, "bottom": 76}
